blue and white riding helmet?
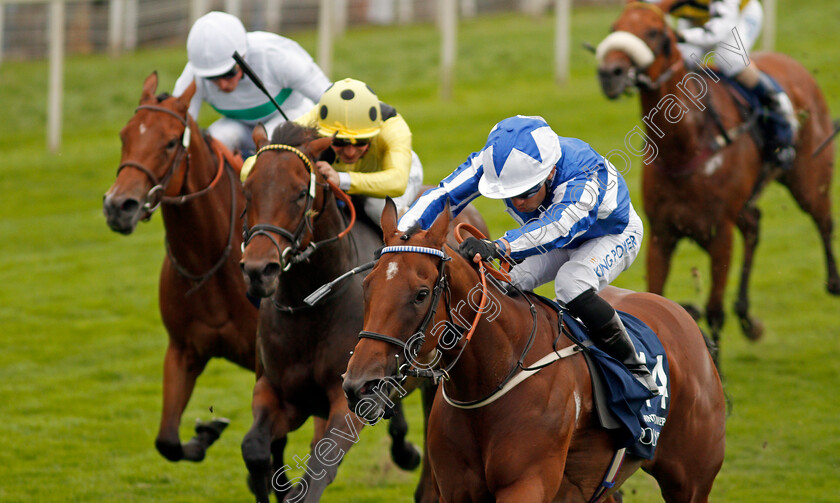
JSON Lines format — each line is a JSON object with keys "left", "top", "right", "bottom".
{"left": 477, "top": 115, "right": 562, "bottom": 200}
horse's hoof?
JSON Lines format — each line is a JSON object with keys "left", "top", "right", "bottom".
{"left": 392, "top": 441, "right": 422, "bottom": 471}
{"left": 827, "top": 278, "right": 840, "bottom": 296}
{"left": 195, "top": 417, "right": 231, "bottom": 438}
{"left": 155, "top": 438, "right": 185, "bottom": 462}
{"left": 740, "top": 317, "right": 764, "bottom": 341}
{"left": 679, "top": 303, "right": 703, "bottom": 321}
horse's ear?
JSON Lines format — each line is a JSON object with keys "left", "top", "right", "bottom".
{"left": 305, "top": 136, "right": 333, "bottom": 161}
{"left": 176, "top": 79, "right": 197, "bottom": 111}
{"left": 428, "top": 199, "right": 451, "bottom": 246}
{"left": 140, "top": 71, "right": 158, "bottom": 104}
{"left": 253, "top": 123, "right": 269, "bottom": 149}
{"left": 380, "top": 197, "right": 399, "bottom": 239}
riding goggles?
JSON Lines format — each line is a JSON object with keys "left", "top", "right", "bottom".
{"left": 511, "top": 181, "right": 544, "bottom": 200}
{"left": 332, "top": 137, "right": 370, "bottom": 148}
{"left": 207, "top": 65, "right": 239, "bottom": 81}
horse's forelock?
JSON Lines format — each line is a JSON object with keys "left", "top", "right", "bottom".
{"left": 400, "top": 224, "right": 423, "bottom": 241}
{"left": 270, "top": 122, "right": 320, "bottom": 147}
{"left": 155, "top": 92, "right": 172, "bottom": 103}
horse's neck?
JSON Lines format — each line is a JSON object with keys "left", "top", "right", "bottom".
{"left": 160, "top": 136, "right": 240, "bottom": 266}
{"left": 438, "top": 263, "right": 548, "bottom": 399}
{"left": 639, "top": 60, "right": 713, "bottom": 169}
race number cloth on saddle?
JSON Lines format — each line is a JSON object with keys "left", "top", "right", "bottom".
{"left": 562, "top": 308, "right": 670, "bottom": 460}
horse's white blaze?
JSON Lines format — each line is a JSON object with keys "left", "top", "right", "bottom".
{"left": 386, "top": 262, "right": 399, "bottom": 281}
{"left": 574, "top": 391, "right": 581, "bottom": 424}
{"left": 704, "top": 152, "right": 724, "bottom": 176}
{"left": 139, "top": 123, "right": 147, "bottom": 135}
{"left": 596, "top": 31, "right": 655, "bottom": 69}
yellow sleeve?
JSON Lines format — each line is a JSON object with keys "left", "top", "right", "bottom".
{"left": 341, "top": 114, "right": 412, "bottom": 198}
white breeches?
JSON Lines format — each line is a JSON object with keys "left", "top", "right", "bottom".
{"left": 509, "top": 205, "right": 644, "bottom": 304}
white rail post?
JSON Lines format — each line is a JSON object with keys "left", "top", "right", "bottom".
{"left": 124, "top": 0, "right": 137, "bottom": 50}
{"left": 224, "top": 0, "right": 242, "bottom": 18}
{"left": 48, "top": 0, "right": 65, "bottom": 152}
{"left": 0, "top": 4, "right": 5, "bottom": 64}
{"left": 762, "top": 0, "right": 775, "bottom": 51}
{"left": 317, "top": 0, "right": 334, "bottom": 78}
{"left": 334, "top": 0, "right": 346, "bottom": 37}
{"left": 108, "top": 0, "right": 124, "bottom": 57}
{"left": 439, "top": 0, "right": 456, "bottom": 100}
{"left": 265, "top": 0, "right": 283, "bottom": 33}
{"left": 554, "top": 0, "right": 570, "bottom": 85}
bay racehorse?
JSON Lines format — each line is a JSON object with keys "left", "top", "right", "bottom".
{"left": 103, "top": 72, "right": 256, "bottom": 462}
{"left": 343, "top": 200, "right": 726, "bottom": 502}
{"left": 240, "top": 121, "right": 487, "bottom": 502}
{"left": 596, "top": 2, "right": 838, "bottom": 346}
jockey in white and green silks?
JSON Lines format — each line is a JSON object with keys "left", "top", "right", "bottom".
{"left": 173, "top": 11, "right": 330, "bottom": 154}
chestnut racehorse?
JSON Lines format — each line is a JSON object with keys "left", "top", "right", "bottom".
{"left": 103, "top": 72, "right": 255, "bottom": 462}
{"left": 596, "top": 2, "right": 838, "bottom": 346}
{"left": 343, "top": 200, "right": 725, "bottom": 502}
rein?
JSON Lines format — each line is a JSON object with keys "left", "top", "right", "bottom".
{"left": 357, "top": 243, "right": 581, "bottom": 408}
{"left": 241, "top": 143, "right": 356, "bottom": 273}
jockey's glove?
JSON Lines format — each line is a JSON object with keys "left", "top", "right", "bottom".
{"left": 459, "top": 237, "right": 502, "bottom": 261}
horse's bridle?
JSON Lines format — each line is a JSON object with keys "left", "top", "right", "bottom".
{"left": 359, "top": 244, "right": 587, "bottom": 410}
{"left": 116, "top": 104, "right": 193, "bottom": 217}
{"left": 618, "top": 2, "right": 684, "bottom": 91}
{"left": 358, "top": 245, "right": 456, "bottom": 383}
{"left": 117, "top": 104, "right": 238, "bottom": 294}
{"left": 241, "top": 143, "right": 355, "bottom": 272}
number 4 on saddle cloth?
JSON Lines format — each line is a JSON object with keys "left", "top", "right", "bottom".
{"left": 542, "top": 296, "right": 670, "bottom": 460}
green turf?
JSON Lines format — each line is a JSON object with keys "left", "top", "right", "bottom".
{"left": 1, "top": 2, "right": 839, "bottom": 501}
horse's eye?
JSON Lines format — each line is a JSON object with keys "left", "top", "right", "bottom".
{"left": 645, "top": 29, "right": 659, "bottom": 40}
{"left": 298, "top": 189, "right": 308, "bottom": 200}
{"left": 414, "top": 289, "right": 430, "bottom": 304}
{"left": 166, "top": 138, "right": 179, "bottom": 149}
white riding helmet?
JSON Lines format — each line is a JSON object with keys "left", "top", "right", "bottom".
{"left": 477, "top": 115, "right": 562, "bottom": 200}
{"left": 187, "top": 11, "right": 248, "bottom": 78}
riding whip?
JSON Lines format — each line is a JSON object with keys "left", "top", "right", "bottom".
{"left": 232, "top": 51, "right": 290, "bottom": 121}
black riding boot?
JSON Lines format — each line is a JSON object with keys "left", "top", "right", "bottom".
{"left": 566, "top": 289, "right": 659, "bottom": 396}
{"left": 752, "top": 71, "right": 798, "bottom": 169}
{"left": 592, "top": 313, "right": 660, "bottom": 395}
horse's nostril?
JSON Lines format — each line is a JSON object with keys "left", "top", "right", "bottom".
{"left": 612, "top": 67, "right": 624, "bottom": 77}
{"left": 263, "top": 262, "right": 281, "bottom": 278}
{"left": 121, "top": 199, "right": 140, "bottom": 213}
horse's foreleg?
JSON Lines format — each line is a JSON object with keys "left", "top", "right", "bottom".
{"left": 242, "top": 376, "right": 287, "bottom": 503}
{"left": 388, "top": 399, "right": 421, "bottom": 471}
{"left": 292, "top": 393, "right": 366, "bottom": 503}
{"left": 704, "top": 224, "right": 735, "bottom": 349}
{"left": 156, "top": 342, "right": 208, "bottom": 462}
{"left": 415, "top": 382, "right": 439, "bottom": 503}
{"left": 734, "top": 205, "right": 764, "bottom": 341}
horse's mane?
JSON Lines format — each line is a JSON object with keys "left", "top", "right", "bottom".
{"left": 271, "top": 121, "right": 320, "bottom": 147}
{"left": 400, "top": 224, "right": 422, "bottom": 240}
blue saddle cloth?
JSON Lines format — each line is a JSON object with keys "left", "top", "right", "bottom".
{"left": 562, "top": 311, "right": 670, "bottom": 460}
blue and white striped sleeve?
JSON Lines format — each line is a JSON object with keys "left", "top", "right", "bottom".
{"left": 501, "top": 168, "right": 607, "bottom": 260}
{"left": 397, "top": 152, "right": 483, "bottom": 232}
